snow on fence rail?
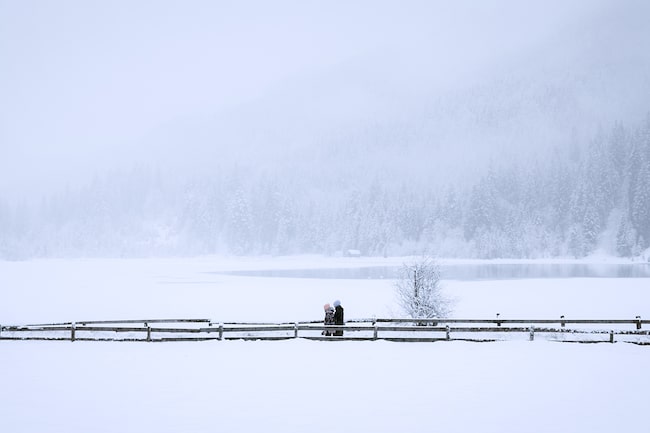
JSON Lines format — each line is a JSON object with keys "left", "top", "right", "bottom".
{"left": 1, "top": 317, "right": 649, "bottom": 344}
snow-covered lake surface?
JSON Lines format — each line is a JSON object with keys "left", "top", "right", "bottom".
{"left": 1, "top": 256, "right": 649, "bottom": 432}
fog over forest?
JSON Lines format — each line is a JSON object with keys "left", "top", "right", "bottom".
{"left": 1, "top": 0, "right": 650, "bottom": 259}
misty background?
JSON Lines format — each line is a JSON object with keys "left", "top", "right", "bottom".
{"left": 1, "top": 0, "right": 649, "bottom": 259}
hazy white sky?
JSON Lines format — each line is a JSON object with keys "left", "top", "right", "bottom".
{"left": 1, "top": 0, "right": 647, "bottom": 202}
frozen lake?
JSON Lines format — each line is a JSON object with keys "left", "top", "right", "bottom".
{"left": 219, "top": 262, "right": 650, "bottom": 280}
{"left": 2, "top": 257, "right": 650, "bottom": 326}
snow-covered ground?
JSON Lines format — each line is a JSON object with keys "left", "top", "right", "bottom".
{"left": 1, "top": 256, "right": 649, "bottom": 432}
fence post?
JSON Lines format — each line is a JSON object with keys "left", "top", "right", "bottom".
{"left": 146, "top": 324, "right": 151, "bottom": 342}
{"left": 0, "top": 324, "right": 2, "bottom": 338}
{"left": 496, "top": 313, "right": 501, "bottom": 327}
{"left": 529, "top": 326, "right": 535, "bottom": 341}
{"left": 71, "top": 322, "right": 76, "bottom": 342}
{"left": 218, "top": 323, "right": 223, "bottom": 341}
{"left": 294, "top": 322, "right": 299, "bottom": 339}
{"left": 609, "top": 330, "right": 615, "bottom": 343}
{"left": 560, "top": 315, "right": 566, "bottom": 328}
{"left": 636, "top": 316, "right": 642, "bottom": 330}
{"left": 373, "top": 322, "right": 378, "bottom": 340}
{"left": 445, "top": 325, "right": 450, "bottom": 340}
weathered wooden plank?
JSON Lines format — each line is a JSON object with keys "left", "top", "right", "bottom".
{"left": 4, "top": 326, "right": 71, "bottom": 332}
{"left": 216, "top": 325, "right": 296, "bottom": 333}
{"left": 0, "top": 337, "right": 72, "bottom": 341}
{"left": 313, "top": 334, "right": 382, "bottom": 340}
{"left": 76, "top": 318, "right": 211, "bottom": 325}
{"left": 376, "top": 318, "right": 650, "bottom": 325}
{"left": 297, "top": 325, "right": 374, "bottom": 332}
{"left": 374, "top": 326, "right": 447, "bottom": 333}
{"left": 215, "top": 320, "right": 334, "bottom": 326}
{"left": 72, "top": 326, "right": 150, "bottom": 333}
{"left": 147, "top": 327, "right": 204, "bottom": 334}
{"left": 222, "top": 336, "right": 295, "bottom": 341}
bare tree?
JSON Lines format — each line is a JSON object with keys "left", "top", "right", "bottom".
{"left": 394, "top": 257, "right": 450, "bottom": 320}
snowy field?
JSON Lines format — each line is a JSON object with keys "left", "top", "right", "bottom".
{"left": 1, "top": 256, "right": 649, "bottom": 432}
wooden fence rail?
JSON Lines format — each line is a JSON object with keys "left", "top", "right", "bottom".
{"left": 1, "top": 317, "right": 649, "bottom": 344}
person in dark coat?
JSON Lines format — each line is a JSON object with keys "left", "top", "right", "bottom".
{"left": 322, "top": 303, "right": 335, "bottom": 336}
{"left": 333, "top": 299, "right": 344, "bottom": 336}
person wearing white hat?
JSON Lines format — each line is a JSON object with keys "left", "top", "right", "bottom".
{"left": 333, "top": 300, "right": 344, "bottom": 336}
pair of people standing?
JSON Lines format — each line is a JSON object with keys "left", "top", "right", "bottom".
{"left": 322, "top": 300, "right": 344, "bottom": 336}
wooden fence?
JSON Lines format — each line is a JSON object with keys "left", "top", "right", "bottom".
{"left": 1, "top": 317, "right": 649, "bottom": 344}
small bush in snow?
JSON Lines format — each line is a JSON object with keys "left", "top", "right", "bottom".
{"left": 394, "top": 257, "right": 450, "bottom": 321}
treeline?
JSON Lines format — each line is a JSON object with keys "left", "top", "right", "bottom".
{"left": 1, "top": 118, "right": 649, "bottom": 259}
{"left": 460, "top": 120, "right": 650, "bottom": 258}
